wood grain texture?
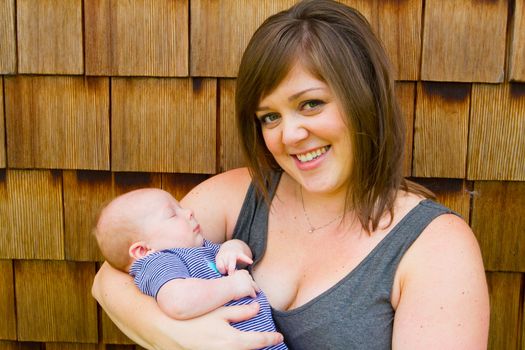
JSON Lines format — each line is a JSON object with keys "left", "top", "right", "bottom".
{"left": 0, "top": 0, "right": 16, "bottom": 73}
{"left": 5, "top": 76, "right": 110, "bottom": 170}
{"left": 520, "top": 286, "right": 525, "bottom": 350}
{"left": 219, "top": 79, "right": 244, "bottom": 172}
{"left": 413, "top": 82, "right": 470, "bottom": 178}
{"left": 45, "top": 343, "right": 100, "bottom": 350}
{"left": 472, "top": 181, "right": 525, "bottom": 272}
{"left": 341, "top": 0, "right": 422, "bottom": 80}
{"left": 15, "top": 260, "right": 97, "bottom": 342}
{"left": 1, "top": 78, "right": 5, "bottom": 168}
{"left": 113, "top": 172, "right": 162, "bottom": 195}
{"left": 0, "top": 170, "right": 63, "bottom": 260}
{"left": 0, "top": 341, "right": 41, "bottom": 350}
{"left": 111, "top": 78, "right": 216, "bottom": 173}
{"left": 85, "top": 0, "right": 188, "bottom": 76}
{"left": 190, "top": 0, "right": 295, "bottom": 77}
{"left": 17, "top": 0, "right": 83, "bottom": 74}
{"left": 0, "top": 260, "right": 16, "bottom": 340}
{"left": 510, "top": 0, "right": 525, "bottom": 81}
{"left": 468, "top": 83, "right": 525, "bottom": 180}
{"left": 421, "top": 0, "right": 507, "bottom": 82}
{"left": 63, "top": 171, "right": 113, "bottom": 261}
{"left": 485, "top": 272, "right": 522, "bottom": 350}
{"left": 395, "top": 82, "right": 415, "bottom": 177}
{"left": 410, "top": 178, "right": 471, "bottom": 221}
{"left": 162, "top": 173, "right": 208, "bottom": 200}
{"left": 105, "top": 346, "right": 136, "bottom": 350}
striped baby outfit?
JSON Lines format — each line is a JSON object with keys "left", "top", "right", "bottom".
{"left": 130, "top": 239, "right": 287, "bottom": 350}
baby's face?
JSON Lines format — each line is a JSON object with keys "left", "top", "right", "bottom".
{"left": 139, "top": 190, "right": 204, "bottom": 251}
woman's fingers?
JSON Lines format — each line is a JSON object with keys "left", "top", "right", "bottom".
{"left": 193, "top": 305, "right": 283, "bottom": 350}
{"left": 220, "top": 304, "right": 284, "bottom": 349}
{"left": 219, "top": 302, "right": 260, "bottom": 323}
{"left": 236, "top": 330, "right": 285, "bottom": 349}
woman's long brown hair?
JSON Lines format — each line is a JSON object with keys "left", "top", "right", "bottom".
{"left": 235, "top": 0, "right": 433, "bottom": 232}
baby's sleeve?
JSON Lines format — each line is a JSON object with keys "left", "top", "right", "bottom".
{"left": 129, "top": 252, "right": 189, "bottom": 299}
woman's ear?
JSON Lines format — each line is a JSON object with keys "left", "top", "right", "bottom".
{"left": 129, "top": 241, "right": 151, "bottom": 259}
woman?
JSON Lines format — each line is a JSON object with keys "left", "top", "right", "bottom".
{"left": 92, "top": 0, "right": 489, "bottom": 348}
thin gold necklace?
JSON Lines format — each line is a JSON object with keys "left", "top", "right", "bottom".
{"left": 300, "top": 186, "right": 343, "bottom": 233}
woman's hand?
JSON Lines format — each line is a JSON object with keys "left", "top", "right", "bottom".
{"left": 175, "top": 303, "right": 284, "bottom": 350}
{"left": 92, "top": 262, "right": 283, "bottom": 350}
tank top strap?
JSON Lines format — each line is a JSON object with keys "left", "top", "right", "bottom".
{"left": 378, "top": 199, "right": 459, "bottom": 261}
{"left": 350, "top": 199, "right": 460, "bottom": 298}
{"left": 232, "top": 170, "right": 282, "bottom": 264}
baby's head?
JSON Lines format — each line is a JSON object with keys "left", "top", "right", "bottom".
{"left": 93, "top": 188, "right": 204, "bottom": 272}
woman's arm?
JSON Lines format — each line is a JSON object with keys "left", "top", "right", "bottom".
{"left": 92, "top": 262, "right": 181, "bottom": 349}
{"left": 92, "top": 263, "right": 281, "bottom": 349}
{"left": 392, "top": 214, "right": 490, "bottom": 349}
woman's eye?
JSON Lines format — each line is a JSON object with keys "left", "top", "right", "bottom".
{"left": 301, "top": 100, "right": 323, "bottom": 111}
{"left": 259, "top": 113, "right": 280, "bottom": 125}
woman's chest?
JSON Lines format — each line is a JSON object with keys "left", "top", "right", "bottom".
{"left": 251, "top": 220, "right": 387, "bottom": 311}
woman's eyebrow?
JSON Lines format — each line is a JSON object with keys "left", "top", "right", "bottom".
{"left": 288, "top": 87, "right": 324, "bottom": 102}
{"left": 256, "top": 87, "right": 325, "bottom": 111}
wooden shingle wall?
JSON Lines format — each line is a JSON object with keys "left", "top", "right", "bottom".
{"left": 0, "top": 0, "right": 523, "bottom": 348}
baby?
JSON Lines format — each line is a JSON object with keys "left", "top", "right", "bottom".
{"left": 93, "top": 188, "right": 287, "bottom": 350}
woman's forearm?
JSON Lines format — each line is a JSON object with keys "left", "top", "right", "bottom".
{"left": 92, "top": 262, "right": 283, "bottom": 350}
{"left": 92, "top": 262, "right": 184, "bottom": 350}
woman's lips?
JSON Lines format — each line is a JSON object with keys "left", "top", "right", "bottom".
{"left": 295, "top": 145, "right": 330, "bottom": 163}
{"left": 292, "top": 146, "right": 331, "bottom": 170}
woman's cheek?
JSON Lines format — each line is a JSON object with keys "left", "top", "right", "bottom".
{"left": 262, "top": 129, "right": 280, "bottom": 155}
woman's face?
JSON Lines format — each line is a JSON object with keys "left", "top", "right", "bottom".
{"left": 255, "top": 63, "right": 353, "bottom": 195}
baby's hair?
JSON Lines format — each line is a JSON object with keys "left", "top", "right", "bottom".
{"left": 92, "top": 195, "right": 139, "bottom": 272}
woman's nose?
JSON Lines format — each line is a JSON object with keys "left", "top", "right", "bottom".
{"left": 281, "top": 114, "right": 308, "bottom": 145}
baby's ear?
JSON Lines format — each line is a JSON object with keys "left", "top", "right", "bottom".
{"left": 129, "top": 241, "right": 151, "bottom": 259}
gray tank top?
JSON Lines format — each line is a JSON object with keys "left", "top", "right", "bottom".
{"left": 232, "top": 171, "right": 456, "bottom": 349}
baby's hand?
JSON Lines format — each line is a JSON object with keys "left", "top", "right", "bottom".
{"left": 228, "top": 270, "right": 260, "bottom": 300}
{"left": 216, "top": 248, "right": 253, "bottom": 275}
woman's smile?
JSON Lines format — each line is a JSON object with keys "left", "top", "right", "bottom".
{"left": 292, "top": 145, "right": 331, "bottom": 170}
{"left": 295, "top": 145, "right": 330, "bottom": 163}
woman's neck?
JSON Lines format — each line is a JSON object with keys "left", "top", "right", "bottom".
{"left": 281, "top": 172, "right": 350, "bottom": 216}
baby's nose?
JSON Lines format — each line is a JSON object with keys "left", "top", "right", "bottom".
{"left": 182, "top": 208, "right": 194, "bottom": 220}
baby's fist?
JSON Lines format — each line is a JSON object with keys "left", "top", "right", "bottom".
{"left": 229, "top": 270, "right": 259, "bottom": 300}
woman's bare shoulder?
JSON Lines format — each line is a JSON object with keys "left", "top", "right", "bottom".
{"left": 395, "top": 195, "right": 483, "bottom": 283}
{"left": 182, "top": 168, "right": 251, "bottom": 204}
{"left": 392, "top": 205, "right": 489, "bottom": 348}
{"left": 181, "top": 168, "right": 252, "bottom": 242}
